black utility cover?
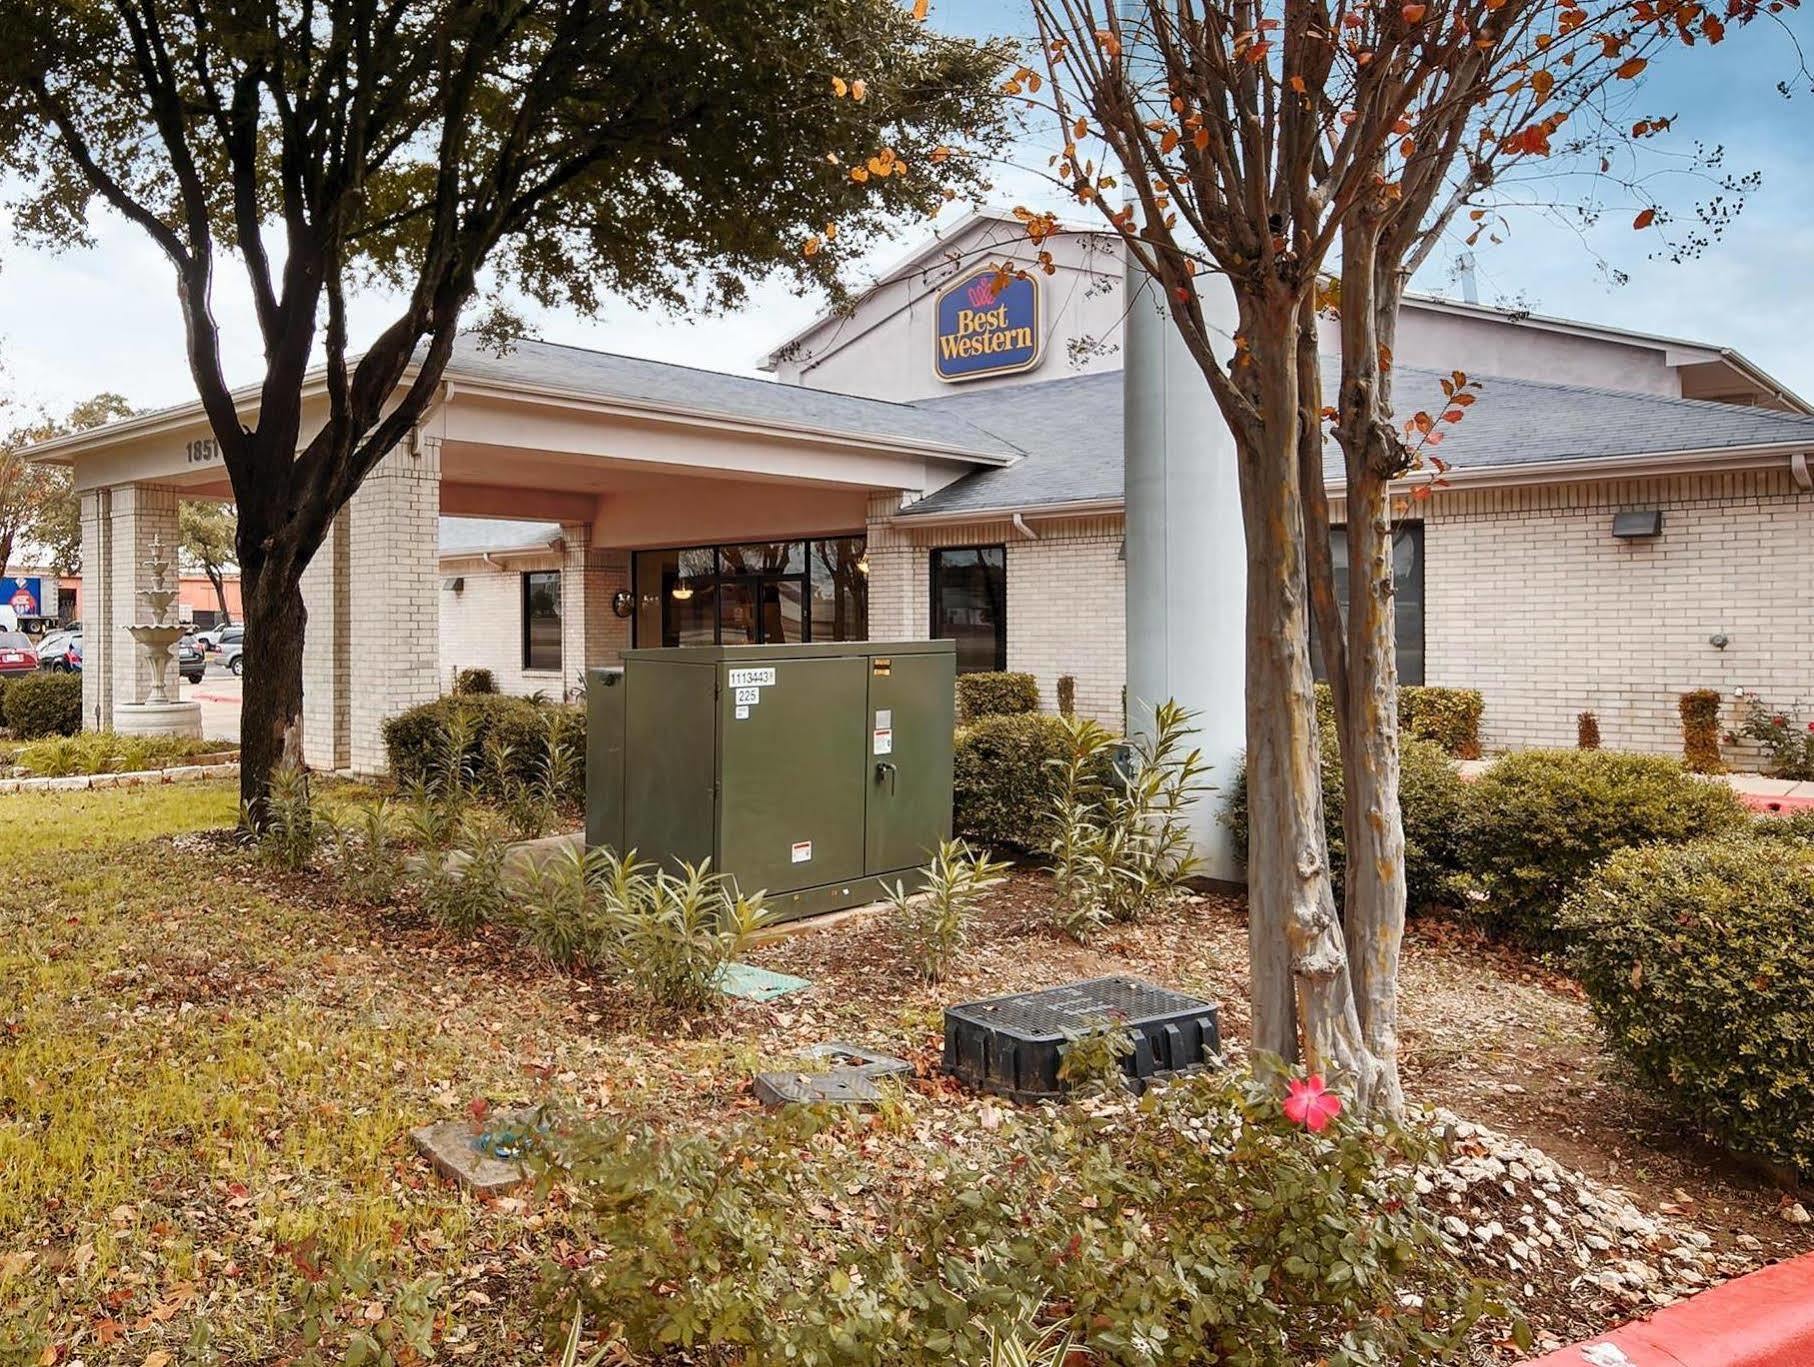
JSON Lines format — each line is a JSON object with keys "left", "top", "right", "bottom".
{"left": 942, "top": 976, "right": 1221, "bottom": 1102}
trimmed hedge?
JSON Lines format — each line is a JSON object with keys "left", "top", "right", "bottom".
{"left": 454, "top": 667, "right": 498, "bottom": 696}
{"left": 3, "top": 672, "right": 83, "bottom": 739}
{"left": 1400, "top": 687, "right": 1484, "bottom": 760}
{"left": 1225, "top": 725, "right": 1468, "bottom": 913}
{"left": 955, "top": 671, "right": 1040, "bottom": 725}
{"left": 1457, "top": 749, "right": 1750, "bottom": 946}
{"left": 382, "top": 693, "right": 584, "bottom": 799}
{"left": 1678, "top": 689, "right": 1724, "bottom": 773}
{"left": 1310, "top": 683, "right": 1484, "bottom": 760}
{"left": 1563, "top": 833, "right": 1814, "bottom": 1179}
{"left": 953, "top": 712, "right": 1076, "bottom": 852}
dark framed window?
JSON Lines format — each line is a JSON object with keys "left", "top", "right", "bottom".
{"left": 631, "top": 536, "right": 868, "bottom": 648}
{"left": 1315, "top": 523, "right": 1424, "bottom": 686}
{"left": 929, "top": 545, "right": 1006, "bottom": 673}
{"left": 522, "top": 569, "right": 562, "bottom": 672}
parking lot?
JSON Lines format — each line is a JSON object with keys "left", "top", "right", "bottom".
{"left": 181, "top": 663, "right": 241, "bottom": 743}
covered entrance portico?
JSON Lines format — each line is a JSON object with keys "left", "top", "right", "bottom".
{"left": 30, "top": 336, "right": 1016, "bottom": 772}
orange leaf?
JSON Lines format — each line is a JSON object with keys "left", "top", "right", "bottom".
{"left": 1289, "top": 74, "right": 1307, "bottom": 93}
{"left": 1402, "top": 3, "right": 1427, "bottom": 20}
{"left": 850, "top": 78, "right": 868, "bottom": 102}
{"left": 1614, "top": 56, "right": 1647, "bottom": 78}
{"left": 1633, "top": 207, "right": 1656, "bottom": 229}
{"left": 911, "top": 0, "right": 930, "bottom": 18}
{"left": 831, "top": 76, "right": 847, "bottom": 97}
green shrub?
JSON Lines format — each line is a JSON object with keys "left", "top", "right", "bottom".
{"left": 3, "top": 672, "right": 82, "bottom": 739}
{"left": 540, "top": 1072, "right": 1494, "bottom": 1366}
{"left": 1563, "top": 834, "right": 1814, "bottom": 1179}
{"left": 887, "top": 838, "right": 1009, "bottom": 983}
{"left": 1399, "top": 686, "right": 1485, "bottom": 760}
{"left": 955, "top": 671, "right": 1040, "bottom": 724}
{"left": 1049, "top": 700, "right": 1206, "bottom": 941}
{"left": 1311, "top": 683, "right": 1484, "bottom": 760}
{"left": 953, "top": 712, "right": 1077, "bottom": 851}
{"left": 1225, "top": 725, "right": 1468, "bottom": 914}
{"left": 1678, "top": 689, "right": 1724, "bottom": 773}
{"left": 1756, "top": 808, "right": 1814, "bottom": 843}
{"left": 422, "top": 816, "right": 512, "bottom": 934}
{"left": 383, "top": 694, "right": 584, "bottom": 802}
{"left": 453, "top": 667, "right": 497, "bottom": 695}
{"left": 1730, "top": 693, "right": 1814, "bottom": 781}
{"left": 1457, "top": 749, "right": 1749, "bottom": 946}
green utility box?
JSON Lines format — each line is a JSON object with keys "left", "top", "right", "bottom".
{"left": 587, "top": 640, "right": 955, "bottom": 922}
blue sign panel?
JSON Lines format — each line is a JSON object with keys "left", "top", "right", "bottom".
{"left": 934, "top": 269, "right": 1040, "bottom": 382}
{"left": 0, "top": 576, "right": 43, "bottom": 616}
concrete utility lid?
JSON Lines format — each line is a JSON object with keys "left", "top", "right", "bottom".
{"left": 752, "top": 1041, "right": 912, "bottom": 1107}
{"left": 410, "top": 1110, "right": 544, "bottom": 1195}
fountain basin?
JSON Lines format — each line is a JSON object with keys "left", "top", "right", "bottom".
{"left": 115, "top": 700, "right": 204, "bottom": 739}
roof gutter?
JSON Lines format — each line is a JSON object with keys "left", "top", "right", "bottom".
{"left": 885, "top": 496, "right": 1124, "bottom": 526}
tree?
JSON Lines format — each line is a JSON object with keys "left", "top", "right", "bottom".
{"left": 1025, "top": 0, "right": 1792, "bottom": 1113}
{"left": 1, "top": 391, "right": 134, "bottom": 578}
{"left": 0, "top": 0, "right": 1003, "bottom": 813}
{"left": 180, "top": 500, "right": 238, "bottom": 627}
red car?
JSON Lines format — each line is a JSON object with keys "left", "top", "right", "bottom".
{"left": 0, "top": 631, "right": 39, "bottom": 676}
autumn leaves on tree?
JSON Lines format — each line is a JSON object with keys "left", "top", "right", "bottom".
{"left": 1012, "top": 0, "right": 1795, "bottom": 1113}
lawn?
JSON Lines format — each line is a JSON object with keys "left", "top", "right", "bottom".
{"left": 1, "top": 781, "right": 1806, "bottom": 1365}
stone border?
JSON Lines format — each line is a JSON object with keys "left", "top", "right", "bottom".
{"left": 0, "top": 757, "right": 240, "bottom": 794}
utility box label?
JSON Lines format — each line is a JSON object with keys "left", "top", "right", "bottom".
{"left": 735, "top": 704, "right": 750, "bottom": 720}
{"left": 873, "top": 727, "right": 893, "bottom": 756}
{"left": 729, "top": 668, "right": 776, "bottom": 688}
{"left": 735, "top": 687, "right": 761, "bottom": 705}
{"left": 791, "top": 840, "right": 813, "bottom": 864}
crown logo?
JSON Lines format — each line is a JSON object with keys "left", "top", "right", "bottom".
{"left": 965, "top": 275, "right": 999, "bottom": 310}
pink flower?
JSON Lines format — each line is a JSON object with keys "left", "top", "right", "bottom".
{"left": 1283, "top": 1075, "right": 1344, "bottom": 1132}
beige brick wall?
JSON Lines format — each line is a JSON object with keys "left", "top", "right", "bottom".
{"left": 1404, "top": 467, "right": 1814, "bottom": 756}
{"left": 867, "top": 501, "right": 1127, "bottom": 724}
{"left": 438, "top": 536, "right": 630, "bottom": 701}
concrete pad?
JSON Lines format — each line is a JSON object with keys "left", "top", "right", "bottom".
{"left": 410, "top": 1114, "right": 534, "bottom": 1195}
{"left": 1728, "top": 774, "right": 1800, "bottom": 798}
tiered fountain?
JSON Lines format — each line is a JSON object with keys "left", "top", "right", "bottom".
{"left": 114, "top": 535, "right": 204, "bottom": 738}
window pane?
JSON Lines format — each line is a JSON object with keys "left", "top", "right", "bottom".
{"left": 760, "top": 580, "right": 805, "bottom": 644}
{"left": 522, "top": 570, "right": 562, "bottom": 672}
{"left": 931, "top": 546, "right": 1005, "bottom": 674}
{"left": 1313, "top": 524, "right": 1424, "bottom": 687}
{"left": 633, "top": 549, "right": 676, "bottom": 648}
{"left": 719, "top": 541, "right": 803, "bottom": 576}
{"left": 810, "top": 537, "right": 869, "bottom": 642}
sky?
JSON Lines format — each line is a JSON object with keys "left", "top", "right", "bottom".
{"left": 0, "top": 1, "right": 1808, "bottom": 419}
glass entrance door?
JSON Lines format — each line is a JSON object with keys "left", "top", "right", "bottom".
{"left": 720, "top": 575, "right": 805, "bottom": 644}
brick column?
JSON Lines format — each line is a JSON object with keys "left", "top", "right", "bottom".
{"left": 345, "top": 438, "right": 441, "bottom": 773}
{"left": 299, "top": 515, "right": 351, "bottom": 771}
{"left": 864, "top": 491, "right": 923, "bottom": 641}
{"left": 560, "top": 525, "right": 630, "bottom": 692}
{"left": 81, "top": 483, "right": 180, "bottom": 729}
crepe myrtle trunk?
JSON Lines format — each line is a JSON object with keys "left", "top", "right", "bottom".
{"left": 236, "top": 562, "right": 307, "bottom": 817}
{"left": 1320, "top": 219, "right": 1411, "bottom": 1118}
{"left": 205, "top": 565, "right": 232, "bottom": 627}
{"left": 1234, "top": 301, "right": 1382, "bottom": 1103}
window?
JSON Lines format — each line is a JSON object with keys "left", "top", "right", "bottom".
{"left": 631, "top": 536, "right": 868, "bottom": 648}
{"left": 929, "top": 546, "right": 1006, "bottom": 673}
{"left": 522, "top": 570, "right": 562, "bottom": 672}
{"left": 1316, "top": 523, "right": 1424, "bottom": 686}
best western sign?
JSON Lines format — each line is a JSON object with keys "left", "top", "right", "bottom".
{"left": 934, "top": 269, "right": 1040, "bottom": 382}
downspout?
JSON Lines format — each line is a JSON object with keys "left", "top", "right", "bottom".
{"left": 1010, "top": 512, "right": 1040, "bottom": 541}
{"left": 1791, "top": 451, "right": 1812, "bottom": 493}
{"left": 483, "top": 553, "right": 504, "bottom": 572}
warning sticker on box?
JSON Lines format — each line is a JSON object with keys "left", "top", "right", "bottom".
{"left": 872, "top": 727, "right": 893, "bottom": 756}
{"left": 735, "top": 704, "right": 750, "bottom": 720}
{"left": 729, "top": 667, "right": 776, "bottom": 688}
{"left": 790, "top": 840, "right": 812, "bottom": 864}
{"left": 735, "top": 686, "right": 761, "bottom": 705}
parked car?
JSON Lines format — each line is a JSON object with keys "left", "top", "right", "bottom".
{"left": 36, "top": 630, "right": 82, "bottom": 672}
{"left": 0, "top": 631, "right": 40, "bottom": 677}
{"left": 220, "top": 635, "right": 245, "bottom": 676}
{"left": 176, "top": 635, "right": 206, "bottom": 685}
{"left": 193, "top": 624, "right": 233, "bottom": 652}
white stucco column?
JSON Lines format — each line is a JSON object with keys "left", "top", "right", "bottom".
{"left": 1123, "top": 260, "right": 1247, "bottom": 882}
{"left": 345, "top": 438, "right": 441, "bottom": 772}
{"left": 299, "top": 514, "right": 351, "bottom": 770}
{"left": 79, "top": 483, "right": 181, "bottom": 731}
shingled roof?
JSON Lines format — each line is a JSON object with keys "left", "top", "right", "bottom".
{"left": 439, "top": 335, "right": 1023, "bottom": 461}
{"left": 899, "top": 363, "right": 1814, "bottom": 518}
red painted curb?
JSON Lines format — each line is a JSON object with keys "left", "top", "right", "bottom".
{"left": 1741, "top": 793, "right": 1814, "bottom": 815}
{"left": 1522, "top": 1253, "right": 1814, "bottom": 1366}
